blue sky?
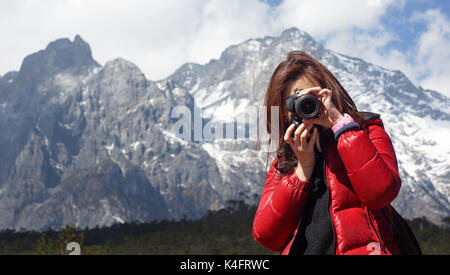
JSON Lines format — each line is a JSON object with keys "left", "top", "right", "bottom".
{"left": 1, "top": 0, "right": 449, "bottom": 96}
{"left": 377, "top": 0, "right": 450, "bottom": 84}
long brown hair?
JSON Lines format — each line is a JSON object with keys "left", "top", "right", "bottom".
{"left": 258, "top": 51, "right": 363, "bottom": 169}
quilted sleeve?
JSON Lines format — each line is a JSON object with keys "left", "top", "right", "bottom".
{"left": 252, "top": 157, "right": 310, "bottom": 251}
{"left": 335, "top": 120, "right": 401, "bottom": 210}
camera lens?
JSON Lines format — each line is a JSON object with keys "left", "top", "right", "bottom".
{"left": 301, "top": 99, "right": 315, "bottom": 114}
{"left": 296, "top": 94, "right": 320, "bottom": 118}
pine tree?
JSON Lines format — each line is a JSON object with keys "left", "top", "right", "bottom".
{"left": 34, "top": 234, "right": 49, "bottom": 255}
{"left": 34, "top": 225, "right": 84, "bottom": 255}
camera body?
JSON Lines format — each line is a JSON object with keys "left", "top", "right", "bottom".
{"left": 285, "top": 91, "right": 322, "bottom": 138}
{"left": 285, "top": 92, "right": 321, "bottom": 125}
{"left": 278, "top": 91, "right": 324, "bottom": 174}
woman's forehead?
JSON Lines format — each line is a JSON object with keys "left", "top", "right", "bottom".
{"left": 289, "top": 75, "right": 320, "bottom": 96}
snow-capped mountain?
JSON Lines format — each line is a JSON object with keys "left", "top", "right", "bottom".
{"left": 0, "top": 35, "right": 223, "bottom": 230}
{"left": 163, "top": 27, "right": 450, "bottom": 224}
{"left": 0, "top": 28, "right": 448, "bottom": 231}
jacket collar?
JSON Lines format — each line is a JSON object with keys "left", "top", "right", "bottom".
{"left": 359, "top": 111, "right": 381, "bottom": 121}
{"left": 358, "top": 111, "right": 384, "bottom": 129}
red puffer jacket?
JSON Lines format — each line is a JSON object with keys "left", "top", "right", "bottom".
{"left": 252, "top": 115, "right": 402, "bottom": 255}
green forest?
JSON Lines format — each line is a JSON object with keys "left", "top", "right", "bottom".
{"left": 0, "top": 201, "right": 448, "bottom": 255}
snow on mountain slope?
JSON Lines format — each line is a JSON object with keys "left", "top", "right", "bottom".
{"left": 0, "top": 28, "right": 448, "bottom": 230}
{"left": 164, "top": 27, "right": 450, "bottom": 224}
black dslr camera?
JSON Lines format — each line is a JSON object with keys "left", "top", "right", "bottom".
{"left": 276, "top": 89, "right": 323, "bottom": 175}
{"left": 285, "top": 89, "right": 322, "bottom": 127}
{"left": 276, "top": 89, "right": 332, "bottom": 175}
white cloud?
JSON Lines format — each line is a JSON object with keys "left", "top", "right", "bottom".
{"left": 1, "top": 0, "right": 396, "bottom": 80}
{"left": 0, "top": 0, "right": 276, "bottom": 80}
{"left": 0, "top": 0, "right": 210, "bottom": 80}
{"left": 183, "top": 0, "right": 276, "bottom": 68}
{"left": 322, "top": 27, "right": 423, "bottom": 84}
{"left": 411, "top": 9, "right": 450, "bottom": 96}
{"left": 324, "top": 8, "right": 450, "bottom": 98}
{"left": 273, "top": 0, "right": 396, "bottom": 39}
{"left": 0, "top": 0, "right": 448, "bottom": 98}
{"left": 324, "top": 28, "right": 396, "bottom": 60}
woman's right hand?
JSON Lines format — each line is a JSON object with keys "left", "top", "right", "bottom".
{"left": 284, "top": 123, "right": 318, "bottom": 181}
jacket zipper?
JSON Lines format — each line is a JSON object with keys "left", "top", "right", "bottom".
{"left": 322, "top": 158, "right": 337, "bottom": 254}
{"left": 366, "top": 208, "right": 387, "bottom": 254}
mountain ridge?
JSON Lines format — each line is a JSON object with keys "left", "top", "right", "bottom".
{"left": 0, "top": 29, "right": 448, "bottom": 231}
{"left": 161, "top": 27, "right": 450, "bottom": 223}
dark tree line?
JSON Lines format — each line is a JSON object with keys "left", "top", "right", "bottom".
{"left": 0, "top": 201, "right": 448, "bottom": 255}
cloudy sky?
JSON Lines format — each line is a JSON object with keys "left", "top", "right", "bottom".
{"left": 1, "top": 0, "right": 449, "bottom": 97}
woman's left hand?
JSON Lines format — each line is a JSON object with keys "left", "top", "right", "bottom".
{"left": 300, "top": 87, "right": 344, "bottom": 129}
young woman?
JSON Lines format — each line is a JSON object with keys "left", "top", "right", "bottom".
{"left": 253, "top": 51, "right": 406, "bottom": 255}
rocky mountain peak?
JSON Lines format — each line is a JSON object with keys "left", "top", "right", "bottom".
{"left": 280, "top": 26, "right": 309, "bottom": 39}
{"left": 102, "top": 57, "right": 146, "bottom": 79}
{"left": 17, "top": 34, "right": 100, "bottom": 82}
{"left": 93, "top": 57, "right": 148, "bottom": 106}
